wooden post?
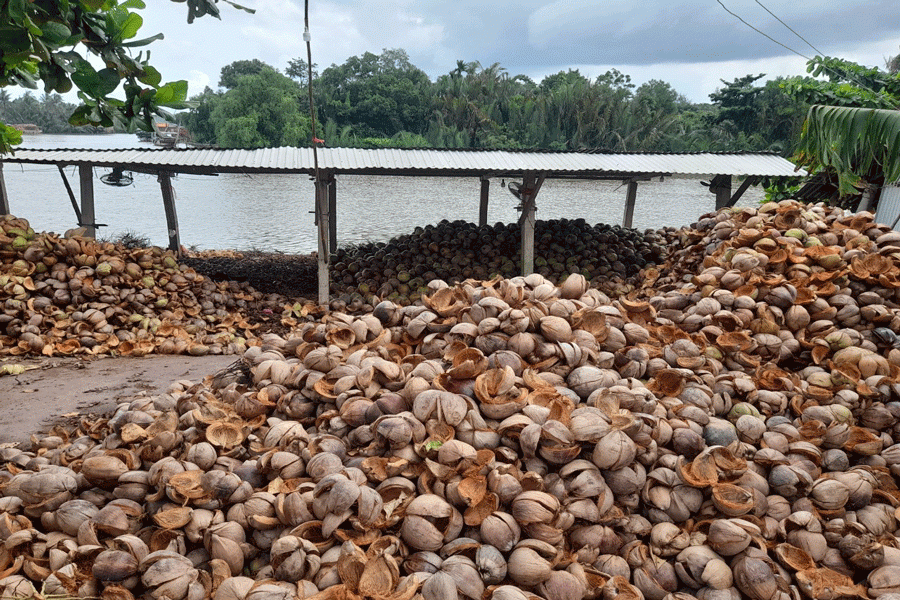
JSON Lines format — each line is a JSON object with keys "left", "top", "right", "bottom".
{"left": 479, "top": 177, "right": 490, "bottom": 227}
{"left": 714, "top": 174, "right": 732, "bottom": 210}
{"left": 520, "top": 173, "right": 542, "bottom": 276}
{"left": 79, "top": 165, "right": 96, "bottom": 238}
{"left": 0, "top": 163, "right": 9, "bottom": 215}
{"left": 623, "top": 180, "right": 638, "bottom": 228}
{"left": 327, "top": 173, "right": 337, "bottom": 254}
{"left": 858, "top": 185, "right": 876, "bottom": 213}
{"left": 158, "top": 171, "right": 181, "bottom": 255}
{"left": 315, "top": 178, "right": 330, "bottom": 304}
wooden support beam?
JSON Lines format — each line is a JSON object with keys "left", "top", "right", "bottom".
{"left": 327, "top": 174, "right": 337, "bottom": 254}
{"left": 79, "top": 165, "right": 96, "bottom": 238}
{"left": 158, "top": 172, "right": 181, "bottom": 255}
{"left": 726, "top": 176, "right": 761, "bottom": 208}
{"left": 623, "top": 180, "right": 638, "bottom": 228}
{"left": 479, "top": 177, "right": 490, "bottom": 227}
{"left": 58, "top": 165, "right": 82, "bottom": 225}
{"left": 315, "top": 178, "right": 330, "bottom": 305}
{"left": 712, "top": 174, "right": 732, "bottom": 210}
{"left": 0, "top": 163, "right": 9, "bottom": 215}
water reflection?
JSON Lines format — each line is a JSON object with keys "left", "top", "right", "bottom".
{"left": 3, "top": 134, "right": 764, "bottom": 252}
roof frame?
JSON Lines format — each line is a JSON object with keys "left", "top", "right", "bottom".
{"left": 0, "top": 147, "right": 805, "bottom": 305}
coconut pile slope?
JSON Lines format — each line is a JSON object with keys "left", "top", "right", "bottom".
{"left": 330, "top": 219, "right": 666, "bottom": 304}
{"left": 5, "top": 200, "right": 900, "bottom": 600}
{"left": 0, "top": 216, "right": 310, "bottom": 358}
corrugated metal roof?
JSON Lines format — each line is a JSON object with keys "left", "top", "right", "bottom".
{"left": 877, "top": 184, "right": 900, "bottom": 229}
{"left": 0, "top": 147, "right": 805, "bottom": 177}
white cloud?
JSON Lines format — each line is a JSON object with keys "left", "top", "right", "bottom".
{"left": 19, "top": 0, "right": 897, "bottom": 112}
{"left": 186, "top": 70, "right": 210, "bottom": 96}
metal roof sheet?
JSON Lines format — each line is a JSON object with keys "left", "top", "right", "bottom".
{"left": 0, "top": 147, "right": 805, "bottom": 177}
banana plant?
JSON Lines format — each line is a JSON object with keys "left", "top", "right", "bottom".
{"left": 797, "top": 104, "right": 900, "bottom": 195}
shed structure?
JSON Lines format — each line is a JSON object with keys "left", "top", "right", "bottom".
{"left": 0, "top": 147, "right": 804, "bottom": 303}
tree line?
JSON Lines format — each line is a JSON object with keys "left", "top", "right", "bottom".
{"left": 0, "top": 90, "right": 108, "bottom": 135}
{"left": 181, "top": 49, "right": 825, "bottom": 153}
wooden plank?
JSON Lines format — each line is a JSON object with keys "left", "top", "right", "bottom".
{"left": 57, "top": 165, "right": 82, "bottom": 224}
{"left": 0, "top": 163, "right": 9, "bottom": 215}
{"left": 623, "top": 180, "right": 638, "bottom": 228}
{"left": 315, "top": 178, "right": 330, "bottom": 304}
{"left": 327, "top": 174, "right": 337, "bottom": 254}
{"left": 479, "top": 177, "right": 489, "bottom": 226}
{"left": 727, "top": 176, "right": 760, "bottom": 207}
{"left": 79, "top": 165, "right": 96, "bottom": 238}
{"left": 158, "top": 172, "right": 181, "bottom": 254}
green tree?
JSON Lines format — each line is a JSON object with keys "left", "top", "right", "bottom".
{"left": 209, "top": 67, "right": 310, "bottom": 148}
{"left": 182, "top": 86, "right": 221, "bottom": 144}
{"left": 783, "top": 56, "right": 900, "bottom": 109}
{"left": 0, "top": 0, "right": 251, "bottom": 153}
{"left": 705, "top": 74, "right": 807, "bottom": 153}
{"left": 889, "top": 50, "right": 900, "bottom": 76}
{"left": 219, "top": 59, "right": 270, "bottom": 89}
{"left": 619, "top": 79, "right": 687, "bottom": 151}
{"left": 317, "top": 49, "right": 431, "bottom": 138}
{"left": 709, "top": 74, "right": 766, "bottom": 139}
{"left": 286, "top": 58, "right": 318, "bottom": 86}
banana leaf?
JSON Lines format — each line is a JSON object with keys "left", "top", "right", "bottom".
{"left": 798, "top": 104, "right": 900, "bottom": 195}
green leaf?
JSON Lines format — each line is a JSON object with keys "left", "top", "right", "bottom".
{"left": 40, "top": 22, "right": 74, "bottom": 45}
{"left": 120, "top": 0, "right": 146, "bottom": 8}
{"left": 119, "top": 12, "right": 142, "bottom": 40}
{"left": 155, "top": 79, "right": 188, "bottom": 105}
{"left": 799, "top": 104, "right": 900, "bottom": 194}
{"left": 72, "top": 60, "right": 100, "bottom": 96}
{"left": 122, "top": 32, "right": 164, "bottom": 48}
{"left": 222, "top": 0, "right": 255, "bottom": 14}
{"left": 6, "top": 0, "right": 26, "bottom": 23}
{"left": 137, "top": 65, "right": 161, "bottom": 86}
{"left": 0, "top": 122, "right": 24, "bottom": 155}
{"left": 0, "top": 27, "right": 32, "bottom": 53}
{"left": 23, "top": 16, "right": 43, "bottom": 36}
{"left": 79, "top": 0, "right": 106, "bottom": 11}
{"left": 95, "top": 67, "right": 121, "bottom": 96}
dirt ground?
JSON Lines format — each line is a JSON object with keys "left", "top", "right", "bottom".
{"left": 0, "top": 251, "right": 319, "bottom": 447}
{"left": 0, "top": 355, "right": 236, "bottom": 446}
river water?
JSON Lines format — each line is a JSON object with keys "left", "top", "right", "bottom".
{"left": 2, "top": 134, "right": 764, "bottom": 253}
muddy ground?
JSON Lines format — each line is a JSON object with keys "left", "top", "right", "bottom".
{"left": 0, "top": 355, "right": 238, "bottom": 446}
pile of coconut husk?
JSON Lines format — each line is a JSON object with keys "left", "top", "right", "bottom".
{"left": 0, "top": 216, "right": 309, "bottom": 358}
{"left": 330, "top": 219, "right": 666, "bottom": 304}
{"left": 4, "top": 201, "right": 900, "bottom": 600}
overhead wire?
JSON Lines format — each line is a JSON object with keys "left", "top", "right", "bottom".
{"left": 715, "top": 0, "right": 886, "bottom": 100}
{"left": 715, "top": 0, "right": 811, "bottom": 61}
{"left": 753, "top": 0, "right": 825, "bottom": 56}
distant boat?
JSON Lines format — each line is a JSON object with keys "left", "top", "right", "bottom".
{"left": 10, "top": 124, "right": 41, "bottom": 135}
{"left": 137, "top": 122, "right": 192, "bottom": 147}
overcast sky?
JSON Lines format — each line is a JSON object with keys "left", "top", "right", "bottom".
{"left": 134, "top": 0, "right": 900, "bottom": 103}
